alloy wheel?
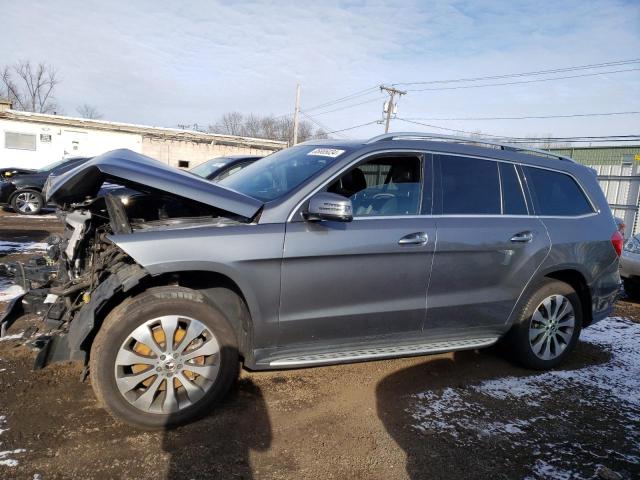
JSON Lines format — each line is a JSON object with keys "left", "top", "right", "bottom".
{"left": 114, "top": 315, "right": 221, "bottom": 414}
{"left": 529, "top": 294, "right": 575, "bottom": 361}
{"left": 15, "top": 192, "right": 41, "bottom": 213}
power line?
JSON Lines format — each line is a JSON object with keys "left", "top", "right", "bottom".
{"left": 396, "top": 118, "right": 506, "bottom": 137}
{"left": 302, "top": 85, "right": 380, "bottom": 113}
{"left": 395, "top": 118, "right": 640, "bottom": 142}
{"left": 301, "top": 111, "right": 348, "bottom": 138}
{"left": 393, "top": 58, "right": 640, "bottom": 86}
{"left": 282, "top": 59, "right": 640, "bottom": 122}
{"left": 304, "top": 95, "right": 387, "bottom": 116}
{"left": 404, "top": 68, "right": 640, "bottom": 92}
{"left": 404, "top": 111, "right": 640, "bottom": 121}
{"left": 313, "top": 120, "right": 380, "bottom": 137}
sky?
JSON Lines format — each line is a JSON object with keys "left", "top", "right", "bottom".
{"left": 1, "top": 0, "right": 639, "bottom": 140}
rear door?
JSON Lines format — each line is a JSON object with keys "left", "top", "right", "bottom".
{"left": 425, "top": 154, "right": 551, "bottom": 335}
{"left": 279, "top": 152, "right": 436, "bottom": 346}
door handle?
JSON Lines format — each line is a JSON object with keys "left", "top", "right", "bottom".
{"left": 399, "top": 232, "right": 428, "bottom": 245}
{"left": 510, "top": 231, "right": 533, "bottom": 243}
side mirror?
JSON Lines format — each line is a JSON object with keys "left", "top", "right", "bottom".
{"left": 304, "top": 192, "right": 353, "bottom": 222}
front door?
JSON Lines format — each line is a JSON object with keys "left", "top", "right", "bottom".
{"left": 425, "top": 154, "right": 551, "bottom": 335}
{"left": 279, "top": 153, "right": 435, "bottom": 346}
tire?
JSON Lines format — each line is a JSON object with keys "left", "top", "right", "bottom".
{"left": 10, "top": 189, "right": 44, "bottom": 215}
{"left": 89, "top": 286, "right": 239, "bottom": 429}
{"left": 623, "top": 278, "right": 640, "bottom": 300}
{"left": 505, "top": 278, "right": 582, "bottom": 370}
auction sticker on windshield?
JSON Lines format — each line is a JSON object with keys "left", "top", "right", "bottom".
{"left": 307, "top": 148, "right": 345, "bottom": 158}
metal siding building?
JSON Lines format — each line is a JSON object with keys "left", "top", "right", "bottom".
{"left": 0, "top": 99, "right": 286, "bottom": 170}
{"left": 550, "top": 145, "right": 640, "bottom": 236}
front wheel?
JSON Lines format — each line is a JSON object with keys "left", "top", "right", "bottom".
{"left": 506, "top": 278, "right": 582, "bottom": 370}
{"left": 11, "top": 189, "right": 44, "bottom": 215}
{"left": 89, "top": 286, "right": 239, "bottom": 429}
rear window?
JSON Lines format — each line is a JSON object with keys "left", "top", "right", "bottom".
{"left": 523, "top": 166, "right": 593, "bottom": 216}
{"left": 439, "top": 155, "right": 500, "bottom": 215}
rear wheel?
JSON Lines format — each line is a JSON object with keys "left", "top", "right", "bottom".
{"left": 11, "top": 189, "right": 44, "bottom": 215}
{"left": 506, "top": 278, "right": 582, "bottom": 369}
{"left": 90, "top": 286, "right": 239, "bottom": 429}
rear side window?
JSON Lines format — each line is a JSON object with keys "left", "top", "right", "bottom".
{"left": 523, "top": 166, "right": 593, "bottom": 216}
{"left": 439, "top": 155, "right": 500, "bottom": 214}
{"left": 499, "top": 162, "right": 528, "bottom": 215}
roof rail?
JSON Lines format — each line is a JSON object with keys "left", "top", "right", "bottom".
{"left": 365, "top": 132, "right": 575, "bottom": 163}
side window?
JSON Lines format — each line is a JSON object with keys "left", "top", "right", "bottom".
{"left": 523, "top": 166, "right": 593, "bottom": 216}
{"left": 439, "top": 155, "right": 500, "bottom": 215}
{"left": 499, "top": 162, "right": 528, "bottom": 215}
{"left": 327, "top": 155, "right": 424, "bottom": 216}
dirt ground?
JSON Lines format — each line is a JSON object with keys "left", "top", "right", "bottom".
{"left": 0, "top": 210, "right": 639, "bottom": 480}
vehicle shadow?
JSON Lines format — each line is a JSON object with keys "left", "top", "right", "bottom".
{"left": 161, "top": 376, "right": 271, "bottom": 480}
{"left": 0, "top": 229, "right": 52, "bottom": 243}
{"left": 375, "top": 342, "right": 612, "bottom": 480}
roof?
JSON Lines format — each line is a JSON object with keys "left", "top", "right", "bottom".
{"left": 0, "top": 109, "right": 287, "bottom": 151}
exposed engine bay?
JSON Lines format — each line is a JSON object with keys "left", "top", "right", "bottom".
{"left": 0, "top": 185, "right": 249, "bottom": 371}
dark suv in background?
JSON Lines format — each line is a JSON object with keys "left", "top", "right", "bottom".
{"left": 0, "top": 133, "right": 621, "bottom": 428}
{"left": 0, "top": 156, "right": 89, "bottom": 214}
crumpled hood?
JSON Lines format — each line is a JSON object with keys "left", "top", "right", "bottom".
{"left": 45, "top": 148, "right": 263, "bottom": 219}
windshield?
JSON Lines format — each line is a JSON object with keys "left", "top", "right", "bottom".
{"left": 219, "top": 145, "right": 349, "bottom": 202}
{"left": 36, "top": 158, "right": 69, "bottom": 173}
{"left": 190, "top": 158, "right": 230, "bottom": 179}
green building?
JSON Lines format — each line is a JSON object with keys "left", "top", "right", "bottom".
{"left": 550, "top": 145, "right": 640, "bottom": 236}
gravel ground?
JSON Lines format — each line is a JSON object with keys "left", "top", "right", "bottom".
{"left": 0, "top": 210, "right": 639, "bottom": 480}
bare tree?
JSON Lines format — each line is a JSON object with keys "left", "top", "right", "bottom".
{"left": 1, "top": 61, "right": 59, "bottom": 113}
{"left": 76, "top": 104, "right": 103, "bottom": 119}
{"left": 210, "top": 111, "right": 244, "bottom": 136}
{"left": 209, "top": 112, "right": 327, "bottom": 143}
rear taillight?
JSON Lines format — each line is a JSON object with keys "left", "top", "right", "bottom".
{"left": 611, "top": 230, "right": 624, "bottom": 257}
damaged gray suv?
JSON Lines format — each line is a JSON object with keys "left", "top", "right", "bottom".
{"left": 0, "top": 133, "right": 621, "bottom": 428}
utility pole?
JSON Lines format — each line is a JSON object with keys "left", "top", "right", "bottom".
{"left": 292, "top": 83, "right": 301, "bottom": 145}
{"left": 380, "top": 85, "right": 406, "bottom": 133}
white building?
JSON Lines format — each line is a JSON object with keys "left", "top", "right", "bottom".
{"left": 0, "top": 99, "right": 285, "bottom": 170}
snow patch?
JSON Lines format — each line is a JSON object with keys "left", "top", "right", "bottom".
{"left": 0, "top": 415, "right": 25, "bottom": 467}
{"left": 0, "top": 241, "right": 48, "bottom": 254}
{"left": 0, "top": 333, "right": 22, "bottom": 342}
{"left": 410, "top": 317, "right": 640, "bottom": 478}
{"left": 0, "top": 214, "right": 56, "bottom": 219}
{"left": 0, "top": 282, "right": 25, "bottom": 303}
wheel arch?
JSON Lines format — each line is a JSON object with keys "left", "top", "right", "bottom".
{"left": 8, "top": 187, "right": 44, "bottom": 204}
{"left": 542, "top": 268, "right": 593, "bottom": 326}
{"left": 68, "top": 266, "right": 256, "bottom": 366}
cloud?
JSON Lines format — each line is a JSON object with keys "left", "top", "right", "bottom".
{"left": 0, "top": 0, "right": 638, "bottom": 138}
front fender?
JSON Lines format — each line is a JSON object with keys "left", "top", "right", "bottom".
{"left": 107, "top": 223, "right": 286, "bottom": 349}
{"left": 66, "top": 264, "right": 148, "bottom": 360}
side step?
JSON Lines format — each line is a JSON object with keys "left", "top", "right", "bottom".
{"left": 268, "top": 336, "right": 499, "bottom": 367}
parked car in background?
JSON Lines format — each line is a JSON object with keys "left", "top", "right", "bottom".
{"left": 620, "top": 233, "right": 640, "bottom": 299}
{"left": 189, "top": 155, "right": 262, "bottom": 182}
{"left": 0, "top": 157, "right": 90, "bottom": 215}
{"left": 0, "top": 167, "right": 37, "bottom": 181}
{"left": 0, "top": 134, "right": 621, "bottom": 428}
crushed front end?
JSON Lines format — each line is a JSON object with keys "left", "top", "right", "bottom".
{"left": 0, "top": 149, "right": 261, "bottom": 371}
{"left": 0, "top": 200, "right": 146, "bottom": 369}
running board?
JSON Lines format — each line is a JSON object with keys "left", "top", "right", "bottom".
{"left": 268, "top": 336, "right": 499, "bottom": 367}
